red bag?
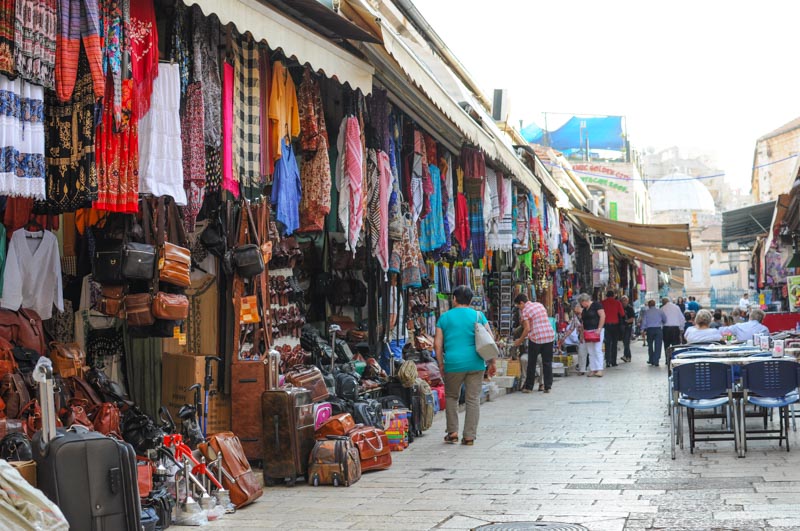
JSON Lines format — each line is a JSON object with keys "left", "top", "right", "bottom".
{"left": 415, "top": 361, "right": 443, "bottom": 387}
{"left": 315, "top": 413, "right": 357, "bottom": 439}
{"left": 584, "top": 329, "right": 601, "bottom": 343}
{"left": 348, "top": 425, "right": 392, "bottom": 472}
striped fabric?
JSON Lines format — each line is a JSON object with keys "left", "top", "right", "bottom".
{"left": 466, "top": 178, "right": 485, "bottom": 262}
{"left": 56, "top": 0, "right": 105, "bottom": 101}
{"left": 15, "top": 0, "right": 57, "bottom": 88}
{"left": 232, "top": 33, "right": 261, "bottom": 200}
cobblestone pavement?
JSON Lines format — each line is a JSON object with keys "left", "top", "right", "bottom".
{"left": 175, "top": 343, "right": 800, "bottom": 530}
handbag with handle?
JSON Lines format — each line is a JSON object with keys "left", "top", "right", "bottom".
{"left": 584, "top": 329, "right": 601, "bottom": 343}
{"left": 474, "top": 312, "right": 499, "bottom": 361}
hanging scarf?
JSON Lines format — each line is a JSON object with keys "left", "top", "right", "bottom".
{"left": 129, "top": 0, "right": 158, "bottom": 120}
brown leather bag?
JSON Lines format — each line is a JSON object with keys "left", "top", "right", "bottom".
{"left": 159, "top": 242, "right": 191, "bottom": 288}
{"left": 0, "top": 373, "right": 30, "bottom": 418}
{"left": 19, "top": 399, "right": 42, "bottom": 436}
{"left": 201, "top": 432, "right": 262, "bottom": 508}
{"left": 49, "top": 342, "right": 87, "bottom": 379}
{"left": 0, "top": 308, "right": 46, "bottom": 354}
{"left": 91, "top": 402, "right": 121, "bottom": 436}
{"left": 307, "top": 436, "right": 361, "bottom": 486}
{"left": 151, "top": 292, "right": 189, "bottom": 320}
{"left": 284, "top": 365, "right": 329, "bottom": 402}
{"left": 99, "top": 285, "right": 125, "bottom": 317}
{"left": 67, "top": 377, "right": 104, "bottom": 409}
{"left": 0, "top": 336, "right": 16, "bottom": 379}
{"left": 126, "top": 293, "right": 155, "bottom": 327}
{"left": 0, "top": 418, "right": 24, "bottom": 438}
{"left": 60, "top": 398, "right": 94, "bottom": 429}
{"left": 315, "top": 413, "right": 358, "bottom": 440}
{"left": 348, "top": 425, "right": 392, "bottom": 472}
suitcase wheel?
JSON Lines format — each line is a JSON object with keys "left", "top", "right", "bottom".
{"left": 333, "top": 474, "right": 340, "bottom": 487}
{"left": 312, "top": 474, "right": 320, "bottom": 487}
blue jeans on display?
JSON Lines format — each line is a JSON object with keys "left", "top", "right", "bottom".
{"left": 646, "top": 327, "right": 663, "bottom": 365}
{"left": 380, "top": 339, "right": 406, "bottom": 374}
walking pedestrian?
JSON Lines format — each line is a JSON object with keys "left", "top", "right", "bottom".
{"left": 434, "top": 285, "right": 494, "bottom": 446}
{"left": 578, "top": 293, "right": 606, "bottom": 377}
{"left": 640, "top": 299, "right": 666, "bottom": 366}
{"left": 601, "top": 291, "right": 625, "bottom": 367}
{"left": 676, "top": 296, "right": 686, "bottom": 313}
{"left": 661, "top": 297, "right": 685, "bottom": 365}
{"left": 687, "top": 296, "right": 700, "bottom": 313}
{"left": 513, "top": 294, "right": 555, "bottom": 393}
{"left": 620, "top": 295, "right": 635, "bottom": 362}
{"left": 560, "top": 301, "right": 587, "bottom": 375}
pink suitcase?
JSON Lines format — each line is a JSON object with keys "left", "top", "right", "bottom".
{"left": 313, "top": 402, "right": 333, "bottom": 431}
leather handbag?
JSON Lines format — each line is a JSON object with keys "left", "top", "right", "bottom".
{"left": 99, "top": 285, "right": 125, "bottom": 318}
{"left": 584, "top": 329, "right": 601, "bottom": 343}
{"left": 0, "top": 373, "right": 30, "bottom": 419}
{"left": 137, "top": 460, "right": 153, "bottom": 499}
{"left": 126, "top": 293, "right": 155, "bottom": 327}
{"left": 231, "top": 244, "right": 264, "bottom": 278}
{"left": 284, "top": 365, "right": 329, "bottom": 403}
{"left": 0, "top": 308, "right": 46, "bottom": 355}
{"left": 151, "top": 292, "right": 189, "bottom": 321}
{"left": 93, "top": 240, "right": 125, "bottom": 285}
{"left": 315, "top": 413, "right": 357, "bottom": 439}
{"left": 68, "top": 376, "right": 104, "bottom": 409}
{"left": 415, "top": 361, "right": 443, "bottom": 387}
{"left": 159, "top": 242, "right": 192, "bottom": 288}
{"left": 122, "top": 242, "right": 157, "bottom": 280}
{"left": 0, "top": 337, "right": 16, "bottom": 379}
{"left": 200, "top": 432, "right": 262, "bottom": 508}
{"left": 49, "top": 342, "right": 87, "bottom": 379}
{"left": 60, "top": 398, "right": 94, "bottom": 429}
{"left": 348, "top": 425, "right": 392, "bottom": 472}
{"left": 91, "top": 402, "right": 121, "bottom": 437}
{"left": 474, "top": 312, "right": 499, "bottom": 361}
{"left": 19, "top": 399, "right": 42, "bottom": 436}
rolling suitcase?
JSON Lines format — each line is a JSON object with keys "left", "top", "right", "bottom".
{"left": 385, "top": 380, "right": 421, "bottom": 439}
{"left": 261, "top": 387, "right": 315, "bottom": 485}
{"left": 231, "top": 360, "right": 269, "bottom": 460}
{"left": 33, "top": 361, "right": 142, "bottom": 531}
{"left": 307, "top": 436, "right": 361, "bottom": 487}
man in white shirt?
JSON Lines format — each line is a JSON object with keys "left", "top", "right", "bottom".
{"left": 661, "top": 297, "right": 686, "bottom": 357}
{"left": 720, "top": 308, "right": 769, "bottom": 342}
{"left": 739, "top": 293, "right": 751, "bottom": 312}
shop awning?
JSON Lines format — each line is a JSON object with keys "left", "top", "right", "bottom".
{"left": 612, "top": 242, "right": 692, "bottom": 269}
{"left": 570, "top": 210, "right": 692, "bottom": 252}
{"left": 763, "top": 193, "right": 791, "bottom": 252}
{"left": 189, "top": 0, "right": 374, "bottom": 94}
{"left": 721, "top": 200, "right": 775, "bottom": 250}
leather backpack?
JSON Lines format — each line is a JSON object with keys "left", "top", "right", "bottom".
{"left": 50, "top": 342, "right": 87, "bottom": 378}
{"left": 0, "top": 308, "right": 46, "bottom": 355}
{"left": 0, "top": 373, "right": 30, "bottom": 419}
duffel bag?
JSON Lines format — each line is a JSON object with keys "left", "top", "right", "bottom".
{"left": 315, "top": 413, "right": 357, "bottom": 439}
{"left": 348, "top": 425, "right": 391, "bottom": 472}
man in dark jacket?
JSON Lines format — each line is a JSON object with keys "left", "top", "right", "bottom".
{"left": 620, "top": 296, "right": 636, "bottom": 362}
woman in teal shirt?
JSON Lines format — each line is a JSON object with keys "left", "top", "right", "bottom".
{"left": 434, "top": 285, "right": 495, "bottom": 446}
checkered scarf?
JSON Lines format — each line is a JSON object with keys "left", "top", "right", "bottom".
{"left": 232, "top": 33, "right": 261, "bottom": 200}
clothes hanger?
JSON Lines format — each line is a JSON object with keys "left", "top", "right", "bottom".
{"left": 24, "top": 215, "right": 43, "bottom": 238}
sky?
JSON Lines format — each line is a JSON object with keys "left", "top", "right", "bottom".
{"left": 413, "top": 0, "right": 800, "bottom": 193}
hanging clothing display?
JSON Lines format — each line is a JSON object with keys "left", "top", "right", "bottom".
{"left": 138, "top": 63, "right": 186, "bottom": 204}
{"left": 419, "top": 164, "right": 446, "bottom": 252}
{"left": 15, "top": 0, "right": 57, "bottom": 88}
{"left": 169, "top": 1, "right": 190, "bottom": 96}
{"left": 335, "top": 116, "right": 350, "bottom": 243}
{"left": 44, "top": 51, "right": 97, "bottom": 213}
{"left": 466, "top": 178, "right": 485, "bottom": 262}
{"left": 271, "top": 139, "right": 301, "bottom": 235}
{"left": 376, "top": 150, "right": 391, "bottom": 272}
{"left": 55, "top": 0, "right": 104, "bottom": 101}
{"left": 1, "top": 228, "right": 64, "bottom": 319}
{"left": 345, "top": 115, "right": 363, "bottom": 253}
{"left": 181, "top": 82, "right": 206, "bottom": 231}
{"left": 389, "top": 214, "right": 424, "bottom": 290}
{"left": 232, "top": 33, "right": 261, "bottom": 200}
{"left": 298, "top": 69, "right": 331, "bottom": 233}
{"left": 129, "top": 0, "right": 157, "bottom": 120}
{"left": 99, "top": 0, "right": 128, "bottom": 128}
{"left": 0, "top": 73, "right": 45, "bottom": 199}
{"left": 444, "top": 153, "right": 455, "bottom": 235}
{"left": 94, "top": 77, "right": 137, "bottom": 212}
{"left": 268, "top": 60, "right": 299, "bottom": 162}
{"left": 221, "top": 61, "right": 237, "bottom": 197}
{"left": 487, "top": 176, "right": 514, "bottom": 251}
{"left": 0, "top": 0, "right": 13, "bottom": 77}
{"left": 191, "top": 4, "right": 220, "bottom": 148}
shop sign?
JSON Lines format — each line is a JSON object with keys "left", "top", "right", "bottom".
{"left": 579, "top": 176, "right": 628, "bottom": 192}
{"left": 788, "top": 275, "right": 800, "bottom": 311}
{"left": 573, "top": 163, "right": 630, "bottom": 192}
{"left": 572, "top": 164, "right": 631, "bottom": 180}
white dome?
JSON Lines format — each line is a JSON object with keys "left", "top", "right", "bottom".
{"left": 649, "top": 172, "right": 716, "bottom": 213}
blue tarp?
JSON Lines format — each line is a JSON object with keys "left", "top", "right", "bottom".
{"left": 521, "top": 116, "right": 625, "bottom": 152}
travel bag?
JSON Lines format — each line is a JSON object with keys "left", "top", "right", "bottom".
{"left": 335, "top": 372, "right": 359, "bottom": 401}
{"left": 261, "top": 387, "right": 315, "bottom": 485}
{"left": 284, "top": 365, "right": 329, "bottom": 402}
{"left": 352, "top": 399, "right": 384, "bottom": 430}
{"left": 347, "top": 425, "right": 392, "bottom": 472}
{"left": 33, "top": 363, "right": 142, "bottom": 531}
{"left": 49, "top": 342, "right": 87, "bottom": 379}
{"left": 232, "top": 361, "right": 269, "bottom": 460}
{"left": 416, "top": 378, "right": 435, "bottom": 432}
{"left": 200, "top": 431, "right": 262, "bottom": 508}
{"left": 307, "top": 436, "right": 361, "bottom": 487}
{"left": 0, "top": 308, "right": 47, "bottom": 355}
{"left": 315, "top": 413, "right": 357, "bottom": 439}
{"left": 313, "top": 402, "right": 333, "bottom": 431}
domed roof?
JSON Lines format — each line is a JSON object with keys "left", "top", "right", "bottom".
{"left": 649, "top": 172, "right": 716, "bottom": 213}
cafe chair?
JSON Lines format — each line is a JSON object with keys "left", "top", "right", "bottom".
{"left": 740, "top": 360, "right": 800, "bottom": 454}
{"left": 671, "top": 361, "right": 738, "bottom": 459}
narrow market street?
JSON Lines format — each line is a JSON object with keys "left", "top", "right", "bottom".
{"left": 182, "top": 344, "right": 800, "bottom": 531}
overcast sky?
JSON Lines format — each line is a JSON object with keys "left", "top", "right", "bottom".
{"left": 414, "top": 0, "right": 800, "bottom": 193}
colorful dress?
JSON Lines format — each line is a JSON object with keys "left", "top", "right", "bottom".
{"left": 0, "top": 74, "right": 45, "bottom": 199}
{"left": 0, "top": 0, "right": 14, "bottom": 77}
{"left": 15, "top": 0, "right": 57, "bottom": 88}
{"left": 181, "top": 82, "right": 205, "bottom": 231}
{"left": 419, "top": 164, "right": 445, "bottom": 252}
{"left": 297, "top": 68, "right": 330, "bottom": 233}
{"left": 55, "top": 0, "right": 104, "bottom": 101}
{"left": 94, "top": 78, "right": 137, "bottom": 212}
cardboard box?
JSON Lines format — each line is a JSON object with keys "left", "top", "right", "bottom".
{"left": 10, "top": 460, "right": 36, "bottom": 487}
{"left": 505, "top": 360, "right": 521, "bottom": 377}
{"left": 161, "top": 352, "right": 231, "bottom": 433}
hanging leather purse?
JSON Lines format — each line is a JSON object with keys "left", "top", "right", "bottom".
{"left": 122, "top": 241, "right": 157, "bottom": 280}
{"left": 159, "top": 242, "right": 191, "bottom": 287}
{"left": 239, "top": 295, "right": 259, "bottom": 324}
{"left": 49, "top": 342, "right": 87, "bottom": 379}
{"left": 151, "top": 292, "right": 189, "bottom": 321}
{"left": 126, "top": 293, "right": 155, "bottom": 327}
{"left": 99, "top": 285, "right": 125, "bottom": 317}
{"left": 93, "top": 240, "right": 125, "bottom": 285}
{"left": 231, "top": 202, "right": 265, "bottom": 278}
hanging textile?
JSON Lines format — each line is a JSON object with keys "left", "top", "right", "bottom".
{"left": 388, "top": 214, "right": 424, "bottom": 290}
{"left": 181, "top": 82, "right": 206, "bottom": 231}
{"left": 437, "top": 156, "right": 451, "bottom": 254}
{"left": 298, "top": 68, "right": 331, "bottom": 232}
{"left": 138, "top": 63, "right": 186, "bottom": 204}
{"left": 94, "top": 77, "right": 138, "bottom": 212}
{"left": 2, "top": 228, "right": 64, "bottom": 319}
{"left": 232, "top": 33, "right": 261, "bottom": 200}
{"left": 419, "top": 164, "right": 446, "bottom": 252}
{"left": 461, "top": 146, "right": 485, "bottom": 180}
{"left": 387, "top": 111, "right": 402, "bottom": 230}
{"left": 487, "top": 176, "right": 514, "bottom": 252}
{"left": 376, "top": 150, "right": 391, "bottom": 272}
{"left": 466, "top": 178, "right": 485, "bottom": 262}
{"left": 55, "top": 0, "right": 104, "bottom": 101}
{"left": 257, "top": 45, "right": 271, "bottom": 178}
{"left": 44, "top": 51, "right": 97, "bottom": 213}
{"left": 123, "top": 328, "right": 161, "bottom": 420}
{"left": 366, "top": 148, "right": 380, "bottom": 258}
{"left": 15, "top": 0, "right": 57, "bottom": 88}
{"left": 99, "top": 0, "right": 128, "bottom": 128}
{"left": 335, "top": 116, "right": 349, "bottom": 243}
{"left": 271, "top": 139, "right": 301, "bottom": 235}
{"left": 444, "top": 153, "right": 455, "bottom": 235}
{"left": 129, "top": 0, "right": 158, "bottom": 120}
{"left": 0, "top": 0, "right": 13, "bottom": 77}
{"left": 268, "top": 60, "right": 299, "bottom": 162}
{"left": 191, "top": 4, "right": 220, "bottom": 148}
{"left": 0, "top": 74, "right": 45, "bottom": 199}
{"left": 169, "top": 1, "right": 190, "bottom": 96}
{"left": 221, "top": 62, "right": 237, "bottom": 197}
{"left": 205, "top": 145, "right": 221, "bottom": 192}
{"left": 345, "top": 115, "right": 364, "bottom": 253}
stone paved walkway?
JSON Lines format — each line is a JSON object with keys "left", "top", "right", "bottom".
{"left": 175, "top": 344, "right": 800, "bottom": 530}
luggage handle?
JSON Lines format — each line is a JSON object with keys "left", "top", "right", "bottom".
{"left": 273, "top": 414, "right": 280, "bottom": 449}
{"left": 362, "top": 433, "right": 384, "bottom": 453}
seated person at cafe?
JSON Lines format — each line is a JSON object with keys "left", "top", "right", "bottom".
{"left": 683, "top": 310, "right": 723, "bottom": 344}
{"left": 709, "top": 310, "right": 723, "bottom": 329}
{"left": 719, "top": 308, "right": 769, "bottom": 342}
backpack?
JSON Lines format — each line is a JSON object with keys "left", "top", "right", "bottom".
{"left": 397, "top": 360, "right": 418, "bottom": 388}
{"left": 415, "top": 378, "right": 435, "bottom": 432}
{"left": 352, "top": 399, "right": 384, "bottom": 430}
{"left": 335, "top": 372, "right": 359, "bottom": 402}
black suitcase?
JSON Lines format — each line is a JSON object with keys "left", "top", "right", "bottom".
{"left": 384, "top": 381, "right": 421, "bottom": 438}
{"left": 33, "top": 365, "right": 142, "bottom": 531}
{"left": 261, "top": 387, "right": 315, "bottom": 485}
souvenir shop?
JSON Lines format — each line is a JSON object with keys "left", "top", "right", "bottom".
{"left": 0, "top": 0, "right": 584, "bottom": 528}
